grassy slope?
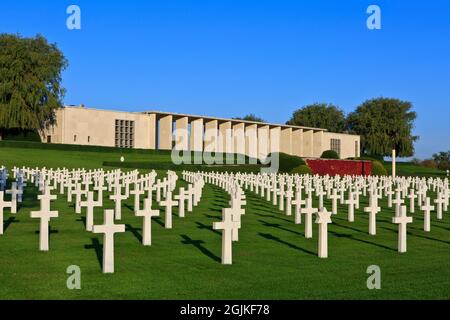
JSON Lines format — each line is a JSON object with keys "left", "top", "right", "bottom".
{"left": 384, "top": 161, "right": 446, "bottom": 178}
{"left": 0, "top": 146, "right": 449, "bottom": 299}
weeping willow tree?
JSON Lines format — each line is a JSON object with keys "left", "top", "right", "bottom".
{"left": 0, "top": 34, "right": 68, "bottom": 140}
{"left": 347, "top": 98, "right": 418, "bottom": 157}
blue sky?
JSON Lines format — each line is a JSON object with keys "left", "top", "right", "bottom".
{"left": 1, "top": 0, "right": 449, "bottom": 158}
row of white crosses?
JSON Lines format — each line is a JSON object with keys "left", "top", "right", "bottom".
{"left": 183, "top": 171, "right": 243, "bottom": 265}
{"left": 3, "top": 165, "right": 209, "bottom": 274}
{"left": 200, "top": 171, "right": 449, "bottom": 258}
{"left": 247, "top": 172, "right": 333, "bottom": 257}
{"left": 0, "top": 167, "right": 25, "bottom": 235}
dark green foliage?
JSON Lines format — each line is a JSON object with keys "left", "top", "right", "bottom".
{"left": 290, "top": 164, "right": 312, "bottom": 175}
{"left": 0, "top": 34, "right": 68, "bottom": 138}
{"left": 2, "top": 129, "right": 41, "bottom": 142}
{"left": 271, "top": 152, "right": 305, "bottom": 172}
{"left": 432, "top": 151, "right": 450, "bottom": 170}
{"left": 347, "top": 97, "right": 418, "bottom": 157}
{"left": 287, "top": 103, "right": 346, "bottom": 132}
{"left": 321, "top": 150, "right": 339, "bottom": 159}
{"left": 371, "top": 160, "right": 388, "bottom": 176}
{"left": 233, "top": 114, "right": 265, "bottom": 123}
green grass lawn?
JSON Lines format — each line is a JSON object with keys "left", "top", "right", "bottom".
{"left": 0, "top": 146, "right": 449, "bottom": 299}
{"left": 385, "top": 161, "right": 447, "bottom": 178}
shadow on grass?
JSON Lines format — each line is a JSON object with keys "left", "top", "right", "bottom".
{"left": 124, "top": 203, "right": 135, "bottom": 213}
{"left": 34, "top": 226, "right": 58, "bottom": 235}
{"left": 332, "top": 220, "right": 367, "bottom": 235}
{"left": 4, "top": 217, "right": 19, "bottom": 232}
{"left": 407, "top": 231, "right": 450, "bottom": 245}
{"left": 258, "top": 220, "right": 304, "bottom": 236}
{"left": 180, "top": 234, "right": 221, "bottom": 263}
{"left": 126, "top": 223, "right": 143, "bottom": 243}
{"left": 195, "top": 221, "right": 221, "bottom": 236}
{"left": 76, "top": 216, "right": 87, "bottom": 228}
{"left": 153, "top": 217, "right": 165, "bottom": 228}
{"left": 329, "top": 230, "right": 396, "bottom": 252}
{"left": 203, "top": 213, "right": 221, "bottom": 220}
{"left": 253, "top": 212, "right": 292, "bottom": 223}
{"left": 258, "top": 233, "right": 316, "bottom": 256}
{"left": 84, "top": 237, "right": 103, "bottom": 270}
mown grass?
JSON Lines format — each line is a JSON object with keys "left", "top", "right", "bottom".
{"left": 0, "top": 146, "right": 448, "bottom": 299}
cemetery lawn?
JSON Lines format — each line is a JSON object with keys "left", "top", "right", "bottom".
{"left": 0, "top": 146, "right": 449, "bottom": 299}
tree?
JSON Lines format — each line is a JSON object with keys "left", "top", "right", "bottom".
{"left": 286, "top": 103, "right": 346, "bottom": 132}
{"left": 432, "top": 151, "right": 450, "bottom": 170}
{"left": 0, "top": 34, "right": 68, "bottom": 140}
{"left": 233, "top": 114, "right": 266, "bottom": 123}
{"left": 347, "top": 97, "right": 418, "bottom": 157}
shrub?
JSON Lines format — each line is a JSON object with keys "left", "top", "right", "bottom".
{"left": 290, "top": 164, "right": 312, "bottom": 175}
{"left": 420, "top": 159, "right": 438, "bottom": 169}
{"left": 3, "top": 129, "right": 41, "bottom": 142}
{"left": 269, "top": 152, "right": 305, "bottom": 173}
{"left": 321, "top": 150, "right": 339, "bottom": 159}
{"left": 347, "top": 156, "right": 385, "bottom": 163}
{"left": 371, "top": 160, "right": 388, "bottom": 176}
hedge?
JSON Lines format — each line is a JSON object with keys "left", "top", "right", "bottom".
{"left": 371, "top": 160, "right": 388, "bottom": 176}
{"left": 321, "top": 150, "right": 340, "bottom": 159}
{"left": 102, "top": 161, "right": 264, "bottom": 173}
{"left": 270, "top": 152, "right": 306, "bottom": 173}
{"left": 290, "top": 164, "right": 312, "bottom": 175}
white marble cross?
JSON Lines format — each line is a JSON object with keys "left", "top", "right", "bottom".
{"left": 421, "top": 197, "right": 434, "bottom": 232}
{"left": 292, "top": 189, "right": 305, "bottom": 224}
{"left": 300, "top": 198, "right": 318, "bottom": 239}
{"left": 174, "top": 187, "right": 187, "bottom": 218}
{"left": 0, "top": 191, "right": 13, "bottom": 235}
{"left": 160, "top": 190, "right": 178, "bottom": 229}
{"left": 30, "top": 187, "right": 58, "bottom": 251}
{"left": 135, "top": 198, "right": 160, "bottom": 246}
{"left": 213, "top": 208, "right": 240, "bottom": 265}
{"left": 407, "top": 189, "right": 417, "bottom": 213}
{"left": 285, "top": 189, "right": 293, "bottom": 216}
{"left": 80, "top": 191, "right": 100, "bottom": 232}
{"left": 434, "top": 194, "right": 444, "bottom": 220}
{"left": 392, "top": 189, "right": 405, "bottom": 217}
{"left": 92, "top": 209, "right": 125, "bottom": 273}
{"left": 130, "top": 183, "right": 144, "bottom": 214}
{"left": 345, "top": 191, "right": 357, "bottom": 222}
{"left": 73, "top": 183, "right": 87, "bottom": 214}
{"left": 186, "top": 185, "right": 194, "bottom": 212}
{"left": 315, "top": 207, "right": 332, "bottom": 258}
{"left": 364, "top": 193, "right": 381, "bottom": 235}
{"left": 109, "top": 182, "right": 128, "bottom": 220}
{"left": 329, "top": 189, "right": 339, "bottom": 215}
{"left": 392, "top": 205, "right": 413, "bottom": 253}
{"left": 317, "top": 187, "right": 326, "bottom": 209}
{"left": 5, "top": 182, "right": 21, "bottom": 214}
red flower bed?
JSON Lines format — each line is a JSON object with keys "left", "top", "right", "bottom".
{"left": 306, "top": 159, "right": 372, "bottom": 176}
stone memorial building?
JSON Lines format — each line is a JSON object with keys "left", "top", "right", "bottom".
{"left": 42, "top": 105, "right": 361, "bottom": 159}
